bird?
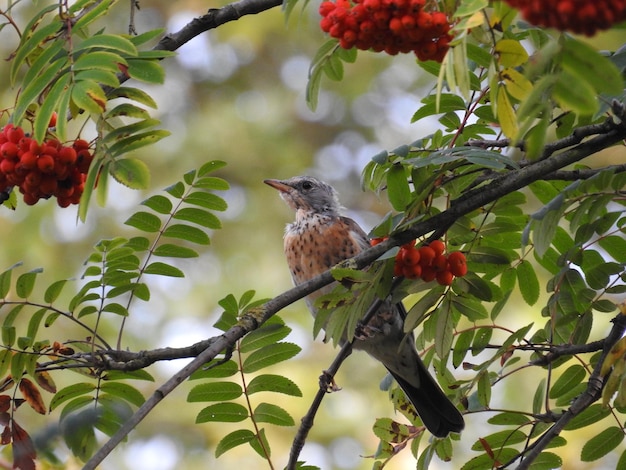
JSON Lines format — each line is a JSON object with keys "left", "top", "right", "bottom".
{"left": 264, "top": 175, "right": 465, "bottom": 438}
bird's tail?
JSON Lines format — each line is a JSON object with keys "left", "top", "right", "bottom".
{"left": 387, "top": 363, "right": 465, "bottom": 438}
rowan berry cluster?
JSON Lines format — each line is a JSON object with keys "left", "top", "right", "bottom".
{"left": 504, "top": 0, "right": 626, "bottom": 36}
{"left": 372, "top": 238, "right": 467, "bottom": 285}
{"left": 319, "top": 0, "right": 452, "bottom": 61}
{"left": 0, "top": 124, "right": 93, "bottom": 207}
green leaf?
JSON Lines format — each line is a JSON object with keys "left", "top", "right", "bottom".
{"left": 173, "top": 207, "right": 221, "bottom": 229}
{"left": 246, "top": 374, "right": 302, "bottom": 396}
{"left": 50, "top": 383, "right": 97, "bottom": 411}
{"left": 564, "top": 403, "right": 611, "bottom": 430}
{"left": 470, "top": 429, "right": 526, "bottom": 451}
{"left": 553, "top": 70, "right": 598, "bottom": 116}
{"left": 253, "top": 402, "right": 294, "bottom": 426}
{"left": 27, "top": 308, "right": 47, "bottom": 341}
{"left": 11, "top": 18, "right": 62, "bottom": 85}
{"left": 495, "top": 39, "right": 528, "bottom": 67}
{"left": 240, "top": 323, "right": 291, "bottom": 353}
{"left": 215, "top": 429, "right": 255, "bottom": 458}
{"left": 107, "top": 130, "right": 170, "bottom": 157}
{"left": 75, "top": 68, "right": 121, "bottom": 88}
{"left": 516, "top": 260, "right": 539, "bottom": 306}
{"left": 549, "top": 365, "right": 586, "bottom": 399}
{"left": 72, "top": 79, "right": 108, "bottom": 114}
{"left": 0, "top": 266, "right": 15, "bottom": 298}
{"left": 187, "top": 382, "right": 242, "bottom": 402}
{"left": 193, "top": 176, "right": 230, "bottom": 191}
{"left": 387, "top": 165, "right": 411, "bottom": 211}
{"left": 487, "top": 412, "right": 531, "bottom": 426}
{"left": 34, "top": 74, "right": 71, "bottom": 143}
{"left": 16, "top": 269, "right": 42, "bottom": 298}
{"left": 141, "top": 195, "right": 172, "bottom": 214}
{"left": 104, "top": 369, "right": 155, "bottom": 382}
{"left": 533, "top": 378, "right": 545, "bottom": 415}
{"left": 74, "top": 50, "right": 125, "bottom": 72}
{"left": 561, "top": 38, "right": 623, "bottom": 95}
{"left": 242, "top": 343, "right": 301, "bottom": 373}
{"left": 126, "top": 58, "right": 165, "bottom": 84}
{"left": 105, "top": 103, "right": 151, "bottom": 120}
{"left": 143, "top": 262, "right": 184, "bottom": 278}
{"left": 453, "top": 329, "right": 474, "bottom": 368}
{"left": 189, "top": 360, "right": 238, "bottom": 380}
{"left": 581, "top": 427, "right": 624, "bottom": 461}
{"left": 100, "top": 382, "right": 145, "bottom": 407}
{"left": 451, "top": 296, "right": 489, "bottom": 321}
{"left": 13, "top": 57, "right": 67, "bottom": 126}
{"left": 195, "top": 402, "right": 248, "bottom": 423}
{"left": 73, "top": 0, "right": 115, "bottom": 30}
{"left": 124, "top": 211, "right": 162, "bottom": 232}
{"left": 107, "top": 87, "right": 158, "bottom": 108}
{"left": 0, "top": 349, "right": 12, "bottom": 378}
{"left": 102, "top": 303, "right": 129, "bottom": 316}
{"left": 152, "top": 244, "right": 198, "bottom": 258}
{"left": 127, "top": 28, "right": 166, "bottom": 46}
{"left": 162, "top": 224, "right": 210, "bottom": 245}
{"left": 412, "top": 94, "right": 466, "bottom": 122}
{"left": 476, "top": 371, "right": 491, "bottom": 407}
{"left": 74, "top": 34, "right": 138, "bottom": 55}
{"left": 110, "top": 158, "right": 150, "bottom": 189}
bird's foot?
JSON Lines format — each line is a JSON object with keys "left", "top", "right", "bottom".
{"left": 319, "top": 370, "right": 341, "bottom": 393}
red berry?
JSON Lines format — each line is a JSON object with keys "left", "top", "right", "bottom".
{"left": 401, "top": 14, "right": 416, "bottom": 29}
{"left": 0, "top": 159, "right": 15, "bottom": 174}
{"left": 1, "top": 142, "right": 18, "bottom": 159}
{"left": 416, "top": 11, "right": 433, "bottom": 29}
{"left": 401, "top": 247, "right": 421, "bottom": 266}
{"left": 18, "top": 137, "right": 32, "bottom": 153}
{"left": 6, "top": 126, "right": 24, "bottom": 144}
{"left": 40, "top": 176, "right": 58, "bottom": 195}
{"left": 370, "top": 237, "right": 387, "bottom": 246}
{"left": 448, "top": 251, "right": 467, "bottom": 277}
{"left": 23, "top": 192, "right": 39, "bottom": 205}
{"left": 48, "top": 112, "right": 58, "bottom": 128}
{"left": 19, "top": 152, "right": 37, "bottom": 170}
{"left": 73, "top": 139, "right": 90, "bottom": 151}
{"left": 58, "top": 147, "right": 77, "bottom": 165}
{"left": 436, "top": 270, "right": 454, "bottom": 286}
{"left": 29, "top": 140, "right": 42, "bottom": 155}
{"left": 403, "top": 264, "right": 422, "bottom": 280}
{"left": 319, "top": 1, "right": 336, "bottom": 16}
{"left": 429, "top": 239, "right": 446, "bottom": 256}
{"left": 433, "top": 254, "right": 449, "bottom": 272}
{"left": 37, "top": 155, "right": 55, "bottom": 173}
{"left": 418, "top": 246, "right": 436, "bottom": 267}
{"left": 389, "top": 17, "right": 403, "bottom": 34}
{"left": 431, "top": 12, "right": 449, "bottom": 34}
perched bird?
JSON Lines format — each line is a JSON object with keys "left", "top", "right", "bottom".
{"left": 264, "top": 176, "right": 464, "bottom": 437}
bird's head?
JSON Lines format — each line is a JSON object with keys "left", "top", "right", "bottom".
{"left": 264, "top": 176, "right": 342, "bottom": 215}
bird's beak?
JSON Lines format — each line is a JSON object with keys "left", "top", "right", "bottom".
{"left": 264, "top": 179, "right": 292, "bottom": 193}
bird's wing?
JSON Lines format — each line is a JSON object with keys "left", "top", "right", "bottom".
{"left": 339, "top": 216, "right": 371, "bottom": 253}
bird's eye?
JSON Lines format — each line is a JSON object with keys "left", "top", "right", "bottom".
{"left": 301, "top": 181, "right": 313, "bottom": 191}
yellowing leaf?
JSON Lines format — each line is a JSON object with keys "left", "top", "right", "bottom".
{"left": 496, "top": 85, "right": 518, "bottom": 140}
{"left": 501, "top": 68, "right": 533, "bottom": 101}
{"left": 601, "top": 336, "right": 626, "bottom": 376}
{"left": 495, "top": 39, "right": 529, "bottom": 67}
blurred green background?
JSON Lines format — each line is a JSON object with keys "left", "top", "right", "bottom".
{"left": 0, "top": 1, "right": 625, "bottom": 469}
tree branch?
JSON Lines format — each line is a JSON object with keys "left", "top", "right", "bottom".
{"left": 154, "top": 0, "right": 282, "bottom": 52}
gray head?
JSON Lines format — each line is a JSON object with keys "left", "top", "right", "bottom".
{"left": 264, "top": 176, "right": 342, "bottom": 215}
